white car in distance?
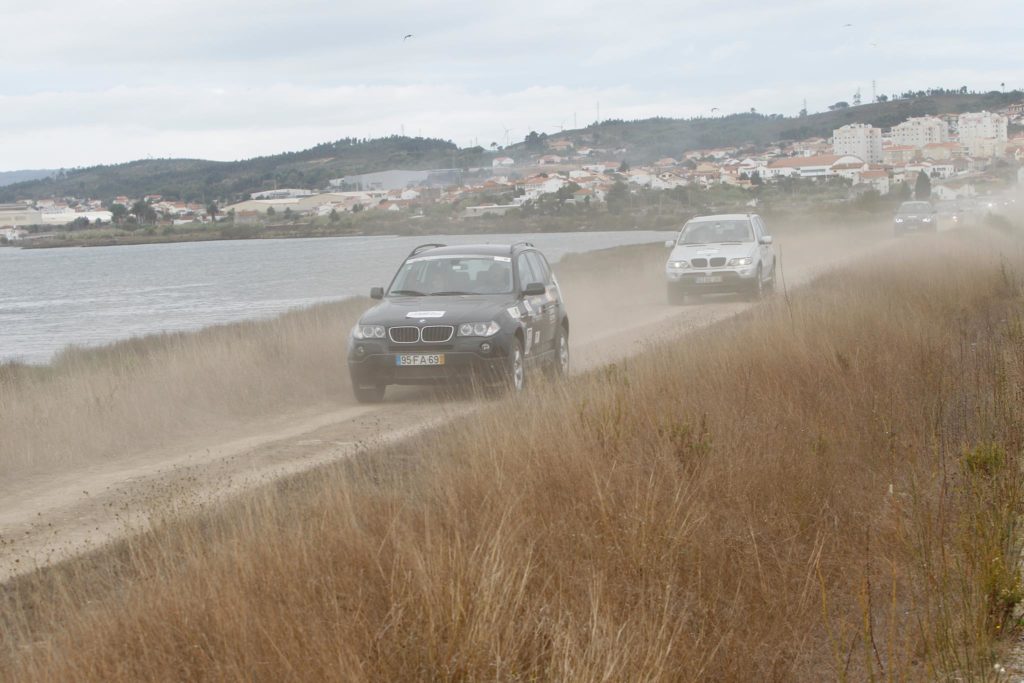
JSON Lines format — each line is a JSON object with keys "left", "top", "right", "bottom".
{"left": 664, "top": 213, "right": 777, "bottom": 305}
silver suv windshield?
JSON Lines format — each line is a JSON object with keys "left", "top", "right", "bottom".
{"left": 677, "top": 219, "right": 753, "bottom": 245}
{"left": 389, "top": 255, "right": 513, "bottom": 296}
{"left": 899, "top": 202, "right": 932, "bottom": 213}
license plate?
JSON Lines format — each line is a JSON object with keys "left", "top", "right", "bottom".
{"left": 396, "top": 354, "right": 445, "bottom": 366}
{"left": 695, "top": 275, "right": 723, "bottom": 284}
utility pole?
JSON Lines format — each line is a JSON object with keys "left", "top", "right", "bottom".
{"left": 596, "top": 101, "right": 600, "bottom": 125}
{"left": 872, "top": 80, "right": 877, "bottom": 103}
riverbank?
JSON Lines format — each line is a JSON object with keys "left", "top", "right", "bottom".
{"left": 2, "top": 227, "right": 1022, "bottom": 680}
{"left": 4, "top": 198, "right": 898, "bottom": 250}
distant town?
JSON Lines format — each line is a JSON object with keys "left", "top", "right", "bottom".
{"left": 2, "top": 103, "right": 1023, "bottom": 243}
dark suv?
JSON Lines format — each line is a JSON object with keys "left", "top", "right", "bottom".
{"left": 894, "top": 201, "right": 938, "bottom": 235}
{"left": 347, "top": 242, "right": 570, "bottom": 402}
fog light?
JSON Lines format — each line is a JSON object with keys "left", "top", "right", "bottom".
{"left": 355, "top": 345, "right": 366, "bottom": 356}
{"left": 480, "top": 342, "right": 492, "bottom": 354}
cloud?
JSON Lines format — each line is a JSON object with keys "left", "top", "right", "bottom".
{"left": 0, "top": 0, "right": 1021, "bottom": 169}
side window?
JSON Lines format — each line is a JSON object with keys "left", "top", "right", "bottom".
{"left": 750, "top": 218, "right": 762, "bottom": 239}
{"left": 526, "top": 252, "right": 552, "bottom": 285}
{"left": 517, "top": 253, "right": 540, "bottom": 289}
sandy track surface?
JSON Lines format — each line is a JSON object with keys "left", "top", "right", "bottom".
{"left": 0, "top": 226, "right": 894, "bottom": 582}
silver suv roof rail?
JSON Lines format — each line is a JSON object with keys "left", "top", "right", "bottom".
{"left": 509, "top": 241, "right": 534, "bottom": 253}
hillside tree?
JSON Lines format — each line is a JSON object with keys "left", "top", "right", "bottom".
{"left": 914, "top": 171, "right": 931, "bottom": 199}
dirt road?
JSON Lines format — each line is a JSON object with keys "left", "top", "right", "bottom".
{"left": 0, "top": 225, "right": 892, "bottom": 582}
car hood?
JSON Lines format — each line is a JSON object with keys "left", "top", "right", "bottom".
{"left": 669, "top": 242, "right": 757, "bottom": 262}
{"left": 359, "top": 294, "right": 516, "bottom": 325}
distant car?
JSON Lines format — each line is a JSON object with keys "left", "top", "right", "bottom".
{"left": 894, "top": 201, "right": 938, "bottom": 235}
{"left": 347, "top": 242, "right": 570, "bottom": 403}
{"left": 664, "top": 213, "right": 777, "bottom": 305}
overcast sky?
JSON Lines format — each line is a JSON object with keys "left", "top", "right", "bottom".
{"left": 1, "top": 0, "right": 1021, "bottom": 171}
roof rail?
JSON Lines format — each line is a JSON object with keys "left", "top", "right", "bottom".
{"left": 407, "top": 243, "right": 446, "bottom": 259}
{"left": 509, "top": 241, "right": 535, "bottom": 253}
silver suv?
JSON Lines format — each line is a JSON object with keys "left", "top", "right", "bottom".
{"left": 664, "top": 213, "right": 777, "bottom": 304}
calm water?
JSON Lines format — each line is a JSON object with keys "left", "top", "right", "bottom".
{"left": 0, "top": 231, "right": 672, "bottom": 364}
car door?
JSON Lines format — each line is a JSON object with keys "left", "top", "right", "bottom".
{"left": 526, "top": 251, "right": 559, "bottom": 354}
{"left": 754, "top": 216, "right": 774, "bottom": 274}
{"left": 516, "top": 252, "right": 548, "bottom": 359}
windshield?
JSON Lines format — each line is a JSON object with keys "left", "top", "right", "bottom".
{"left": 899, "top": 202, "right": 932, "bottom": 213}
{"left": 389, "top": 255, "right": 513, "bottom": 296}
{"left": 677, "top": 219, "right": 753, "bottom": 245}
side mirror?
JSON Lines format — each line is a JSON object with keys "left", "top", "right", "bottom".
{"left": 664, "top": 240, "right": 676, "bottom": 248}
{"left": 370, "top": 287, "right": 384, "bottom": 300}
{"left": 522, "top": 282, "right": 546, "bottom": 297}
{"left": 759, "top": 235, "right": 773, "bottom": 245}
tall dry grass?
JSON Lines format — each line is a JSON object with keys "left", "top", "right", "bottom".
{"left": 2, "top": 230, "right": 1024, "bottom": 680}
{"left": 0, "top": 298, "right": 370, "bottom": 478}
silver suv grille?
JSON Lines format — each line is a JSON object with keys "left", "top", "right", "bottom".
{"left": 691, "top": 257, "right": 708, "bottom": 268}
{"left": 710, "top": 257, "right": 726, "bottom": 267}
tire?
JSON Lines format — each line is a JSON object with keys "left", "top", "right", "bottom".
{"left": 506, "top": 336, "right": 526, "bottom": 393}
{"left": 352, "top": 383, "right": 385, "bottom": 403}
{"left": 667, "top": 283, "right": 687, "bottom": 306}
{"left": 747, "top": 266, "right": 765, "bottom": 301}
{"left": 546, "top": 326, "right": 570, "bottom": 379}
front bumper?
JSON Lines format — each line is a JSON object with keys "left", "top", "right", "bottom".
{"left": 348, "top": 336, "right": 511, "bottom": 387}
{"left": 895, "top": 219, "right": 935, "bottom": 231}
{"left": 665, "top": 268, "right": 758, "bottom": 293}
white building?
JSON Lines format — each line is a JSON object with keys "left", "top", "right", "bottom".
{"left": 0, "top": 204, "right": 42, "bottom": 228}
{"left": 832, "top": 124, "right": 882, "bottom": 164}
{"left": 764, "top": 154, "right": 865, "bottom": 179}
{"left": 958, "top": 111, "right": 1008, "bottom": 158}
{"left": 250, "top": 188, "right": 314, "bottom": 200}
{"left": 890, "top": 117, "right": 948, "bottom": 149}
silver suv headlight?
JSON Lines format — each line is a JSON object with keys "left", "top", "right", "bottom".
{"left": 668, "top": 260, "right": 689, "bottom": 269}
{"left": 353, "top": 324, "right": 386, "bottom": 339}
{"left": 458, "top": 321, "right": 500, "bottom": 337}
{"left": 727, "top": 257, "right": 753, "bottom": 266}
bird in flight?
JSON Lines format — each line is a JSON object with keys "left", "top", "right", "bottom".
{"left": 403, "top": 34, "right": 414, "bottom": 40}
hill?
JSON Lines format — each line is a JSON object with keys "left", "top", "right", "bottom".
{"left": 0, "top": 169, "right": 55, "bottom": 188}
{"left": 2, "top": 89, "right": 1020, "bottom": 204}
{"left": 0, "top": 137, "right": 486, "bottom": 204}
{"left": 508, "top": 90, "right": 1024, "bottom": 162}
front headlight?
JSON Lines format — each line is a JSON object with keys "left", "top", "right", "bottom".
{"left": 458, "top": 321, "right": 500, "bottom": 337}
{"left": 922, "top": 216, "right": 932, "bottom": 222}
{"left": 727, "top": 257, "right": 753, "bottom": 266}
{"left": 353, "top": 324, "right": 386, "bottom": 339}
{"left": 895, "top": 217, "right": 904, "bottom": 223}
{"left": 668, "top": 260, "right": 689, "bottom": 269}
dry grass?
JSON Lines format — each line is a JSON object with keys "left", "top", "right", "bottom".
{"left": 3, "top": 230, "right": 1024, "bottom": 680}
{"left": 0, "top": 298, "right": 370, "bottom": 479}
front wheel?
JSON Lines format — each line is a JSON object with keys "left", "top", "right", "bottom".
{"left": 506, "top": 337, "right": 526, "bottom": 393}
{"left": 747, "top": 266, "right": 765, "bottom": 301}
{"left": 352, "top": 383, "right": 385, "bottom": 403}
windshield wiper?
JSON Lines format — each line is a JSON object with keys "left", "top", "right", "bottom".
{"left": 389, "top": 289, "right": 426, "bottom": 296}
{"left": 430, "top": 291, "right": 473, "bottom": 296}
